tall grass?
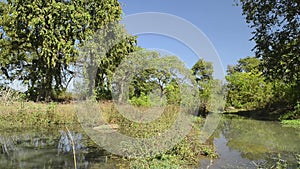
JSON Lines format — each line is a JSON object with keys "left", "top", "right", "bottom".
{"left": 0, "top": 102, "right": 77, "bottom": 128}
{"left": 0, "top": 88, "right": 24, "bottom": 105}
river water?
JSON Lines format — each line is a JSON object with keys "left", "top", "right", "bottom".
{"left": 0, "top": 115, "right": 299, "bottom": 169}
{"left": 201, "top": 115, "right": 300, "bottom": 169}
{"left": 0, "top": 126, "right": 127, "bottom": 169}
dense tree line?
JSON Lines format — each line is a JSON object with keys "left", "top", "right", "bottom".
{"left": 2, "top": 0, "right": 298, "bottom": 120}
{"left": 225, "top": 0, "right": 300, "bottom": 119}
{"left": 239, "top": 0, "right": 300, "bottom": 103}
{"left": 0, "top": 0, "right": 216, "bottom": 112}
{"left": 226, "top": 56, "right": 299, "bottom": 119}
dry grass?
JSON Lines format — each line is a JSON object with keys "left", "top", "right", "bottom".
{"left": 0, "top": 101, "right": 78, "bottom": 128}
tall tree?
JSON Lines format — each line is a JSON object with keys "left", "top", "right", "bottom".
{"left": 239, "top": 0, "right": 300, "bottom": 83}
{"left": 94, "top": 36, "right": 138, "bottom": 100}
{"left": 192, "top": 58, "right": 213, "bottom": 82}
{"left": 76, "top": 22, "right": 138, "bottom": 100}
{"left": 192, "top": 58, "right": 214, "bottom": 115}
{"left": 0, "top": 0, "right": 122, "bottom": 101}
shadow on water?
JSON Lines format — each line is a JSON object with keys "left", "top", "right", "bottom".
{"left": 223, "top": 103, "right": 292, "bottom": 121}
{"left": 200, "top": 114, "right": 300, "bottom": 169}
{"left": 0, "top": 126, "right": 128, "bottom": 169}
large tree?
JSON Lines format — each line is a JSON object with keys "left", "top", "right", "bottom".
{"left": 226, "top": 57, "right": 273, "bottom": 109}
{"left": 239, "top": 0, "right": 300, "bottom": 83}
{"left": 79, "top": 23, "right": 138, "bottom": 100}
{"left": 0, "top": 0, "right": 123, "bottom": 101}
{"left": 191, "top": 58, "right": 215, "bottom": 115}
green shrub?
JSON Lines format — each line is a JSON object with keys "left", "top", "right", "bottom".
{"left": 281, "top": 120, "right": 300, "bottom": 128}
{"left": 130, "top": 155, "right": 183, "bottom": 169}
{"left": 280, "top": 102, "right": 300, "bottom": 120}
{"left": 130, "top": 92, "right": 151, "bottom": 107}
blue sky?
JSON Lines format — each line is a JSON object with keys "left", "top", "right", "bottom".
{"left": 119, "top": 0, "right": 255, "bottom": 76}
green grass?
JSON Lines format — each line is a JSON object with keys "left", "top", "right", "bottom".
{"left": 281, "top": 119, "right": 300, "bottom": 127}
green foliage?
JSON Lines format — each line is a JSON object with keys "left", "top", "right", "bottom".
{"left": 165, "top": 80, "right": 180, "bottom": 105}
{"left": 281, "top": 120, "right": 300, "bottom": 128}
{"left": 280, "top": 102, "right": 300, "bottom": 120}
{"left": 129, "top": 70, "right": 181, "bottom": 106}
{"left": 293, "top": 102, "right": 300, "bottom": 118}
{"left": 130, "top": 92, "right": 151, "bottom": 107}
{"left": 111, "top": 51, "right": 196, "bottom": 107}
{"left": 226, "top": 71, "right": 273, "bottom": 109}
{"left": 238, "top": 1, "right": 300, "bottom": 113}
{"left": 274, "top": 154, "right": 288, "bottom": 169}
{"left": 226, "top": 57, "right": 273, "bottom": 109}
{"left": 124, "top": 57, "right": 219, "bottom": 114}
{"left": 239, "top": 0, "right": 300, "bottom": 84}
{"left": 130, "top": 155, "right": 183, "bottom": 169}
{"left": 103, "top": 104, "right": 217, "bottom": 168}
{"left": 94, "top": 36, "right": 138, "bottom": 100}
{"left": 79, "top": 25, "right": 138, "bottom": 100}
{"left": 192, "top": 58, "right": 213, "bottom": 81}
{"left": 256, "top": 153, "right": 300, "bottom": 169}
{"left": 227, "top": 56, "right": 260, "bottom": 75}
{"left": 297, "top": 154, "right": 300, "bottom": 168}
{"left": 54, "top": 90, "right": 73, "bottom": 102}
{"left": 192, "top": 59, "right": 217, "bottom": 115}
{"left": 0, "top": 0, "right": 123, "bottom": 101}
{"left": 127, "top": 127, "right": 216, "bottom": 168}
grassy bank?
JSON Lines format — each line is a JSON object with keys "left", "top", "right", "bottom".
{"left": 0, "top": 101, "right": 78, "bottom": 128}
{"left": 105, "top": 104, "right": 217, "bottom": 168}
{"left": 0, "top": 101, "right": 217, "bottom": 168}
{"left": 224, "top": 101, "right": 300, "bottom": 123}
{"left": 223, "top": 108, "right": 285, "bottom": 121}
{"left": 82, "top": 102, "right": 218, "bottom": 168}
{"left": 281, "top": 119, "right": 300, "bottom": 128}
{"left": 224, "top": 105, "right": 298, "bottom": 121}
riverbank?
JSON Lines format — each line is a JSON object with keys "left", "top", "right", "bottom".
{"left": 0, "top": 102, "right": 78, "bottom": 128}
{"left": 224, "top": 109, "right": 300, "bottom": 129}
{"left": 0, "top": 101, "right": 217, "bottom": 168}
{"left": 224, "top": 107, "right": 289, "bottom": 121}
{"left": 281, "top": 119, "right": 300, "bottom": 128}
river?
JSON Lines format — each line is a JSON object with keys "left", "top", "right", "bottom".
{"left": 0, "top": 115, "right": 299, "bottom": 169}
{"left": 201, "top": 115, "right": 300, "bottom": 169}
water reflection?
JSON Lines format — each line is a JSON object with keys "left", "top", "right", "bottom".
{"left": 0, "top": 127, "right": 127, "bottom": 169}
{"left": 2, "top": 116, "right": 299, "bottom": 169}
{"left": 206, "top": 115, "right": 300, "bottom": 168}
{"left": 58, "top": 131, "right": 84, "bottom": 153}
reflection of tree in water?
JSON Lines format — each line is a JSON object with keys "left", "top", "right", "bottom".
{"left": 58, "top": 130, "right": 84, "bottom": 153}
{"left": 218, "top": 115, "right": 300, "bottom": 166}
{"left": 0, "top": 127, "right": 126, "bottom": 169}
{"left": 0, "top": 136, "right": 16, "bottom": 154}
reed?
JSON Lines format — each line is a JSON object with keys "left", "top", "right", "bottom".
{"left": 66, "top": 127, "right": 77, "bottom": 169}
